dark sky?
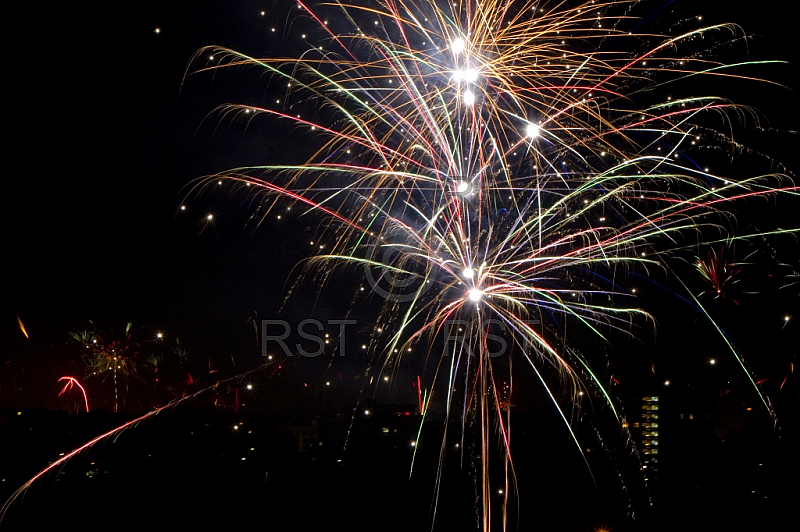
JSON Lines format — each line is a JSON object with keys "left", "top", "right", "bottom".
{"left": 8, "top": 2, "right": 303, "bottom": 350}
{"left": 4, "top": 0, "right": 798, "bottom": 413}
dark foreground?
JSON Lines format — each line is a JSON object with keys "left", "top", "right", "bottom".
{"left": 1, "top": 406, "right": 796, "bottom": 532}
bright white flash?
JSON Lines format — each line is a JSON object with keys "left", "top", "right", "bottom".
{"left": 526, "top": 123, "right": 540, "bottom": 138}
{"left": 467, "top": 288, "right": 484, "bottom": 302}
{"left": 456, "top": 180, "right": 470, "bottom": 193}
{"left": 463, "top": 90, "right": 475, "bottom": 105}
{"left": 462, "top": 268, "right": 475, "bottom": 279}
{"left": 451, "top": 38, "right": 465, "bottom": 55}
{"left": 452, "top": 69, "right": 477, "bottom": 83}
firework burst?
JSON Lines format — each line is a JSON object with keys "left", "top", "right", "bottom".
{"left": 5, "top": 0, "right": 796, "bottom": 528}
{"left": 178, "top": 0, "right": 798, "bottom": 526}
{"left": 694, "top": 245, "right": 743, "bottom": 302}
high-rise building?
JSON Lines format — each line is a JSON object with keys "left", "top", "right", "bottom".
{"left": 630, "top": 394, "right": 660, "bottom": 480}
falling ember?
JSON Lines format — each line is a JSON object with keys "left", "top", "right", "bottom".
{"left": 16, "top": 316, "right": 28, "bottom": 339}
{"left": 417, "top": 375, "right": 423, "bottom": 415}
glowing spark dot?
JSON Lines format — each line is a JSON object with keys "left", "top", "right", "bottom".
{"left": 467, "top": 288, "right": 484, "bottom": 302}
{"left": 526, "top": 123, "right": 540, "bottom": 138}
{"left": 709, "top": 359, "right": 716, "bottom": 365}
{"left": 206, "top": 214, "right": 214, "bottom": 221}
{"left": 463, "top": 268, "right": 475, "bottom": 279}
{"left": 180, "top": 205, "right": 186, "bottom": 211}
{"left": 154, "top": 28, "right": 160, "bottom": 34}
{"left": 451, "top": 37, "right": 465, "bottom": 55}
{"left": 463, "top": 90, "right": 475, "bottom": 105}
{"left": 246, "top": 384, "right": 253, "bottom": 390}
{"left": 456, "top": 180, "right": 471, "bottom": 194}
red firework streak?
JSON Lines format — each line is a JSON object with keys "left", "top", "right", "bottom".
{"left": 58, "top": 376, "right": 90, "bottom": 413}
{"left": 2, "top": 361, "right": 282, "bottom": 523}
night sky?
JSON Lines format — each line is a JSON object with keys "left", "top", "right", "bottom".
{"left": 5, "top": 0, "right": 797, "bottom": 394}
{"left": 2, "top": 1, "right": 799, "bottom": 529}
